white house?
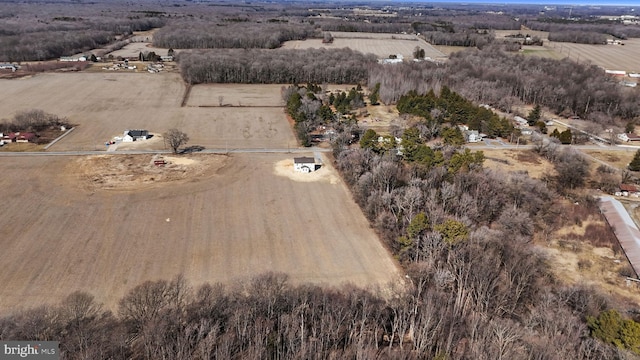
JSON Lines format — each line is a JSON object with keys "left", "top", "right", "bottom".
{"left": 293, "top": 157, "right": 317, "bottom": 173}
{"left": 122, "top": 129, "right": 150, "bottom": 142}
{"left": 618, "top": 133, "right": 640, "bottom": 142}
{"left": 465, "top": 130, "right": 481, "bottom": 143}
{"left": 0, "top": 63, "right": 17, "bottom": 71}
{"left": 514, "top": 116, "right": 528, "bottom": 127}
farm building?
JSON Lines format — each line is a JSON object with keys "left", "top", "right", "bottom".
{"left": 617, "top": 133, "right": 640, "bottom": 142}
{"left": 293, "top": 157, "right": 318, "bottom": 173}
{"left": 60, "top": 56, "right": 87, "bottom": 62}
{"left": 1, "top": 132, "right": 36, "bottom": 143}
{"left": 605, "top": 69, "right": 626, "bottom": 76}
{"left": 617, "top": 184, "right": 639, "bottom": 197}
{"left": 0, "top": 63, "right": 18, "bottom": 71}
{"left": 122, "top": 129, "right": 150, "bottom": 142}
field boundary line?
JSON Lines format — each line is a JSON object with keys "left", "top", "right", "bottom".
{"left": 181, "top": 83, "right": 192, "bottom": 107}
{"left": 44, "top": 127, "right": 75, "bottom": 150}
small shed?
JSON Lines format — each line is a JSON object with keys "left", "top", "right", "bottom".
{"left": 293, "top": 157, "right": 317, "bottom": 173}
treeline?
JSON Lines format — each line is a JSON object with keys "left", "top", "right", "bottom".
{"left": 178, "top": 48, "right": 376, "bottom": 84}
{"left": 422, "top": 30, "right": 493, "bottom": 48}
{"left": 528, "top": 21, "right": 640, "bottom": 41}
{"left": 0, "top": 109, "right": 71, "bottom": 133}
{"left": 153, "top": 21, "right": 315, "bottom": 49}
{"left": 548, "top": 31, "right": 608, "bottom": 44}
{"left": 0, "top": 264, "right": 630, "bottom": 359}
{"left": 316, "top": 20, "right": 410, "bottom": 34}
{"left": 368, "top": 45, "right": 639, "bottom": 121}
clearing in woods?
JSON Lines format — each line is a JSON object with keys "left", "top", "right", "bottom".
{"left": 282, "top": 32, "right": 446, "bottom": 60}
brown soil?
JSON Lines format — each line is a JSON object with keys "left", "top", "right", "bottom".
{"left": 0, "top": 153, "right": 402, "bottom": 313}
{"left": 75, "top": 153, "right": 227, "bottom": 191}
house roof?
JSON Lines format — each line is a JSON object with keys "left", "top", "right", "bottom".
{"left": 17, "top": 132, "right": 35, "bottom": 140}
{"left": 127, "top": 130, "right": 148, "bottom": 137}
{"left": 620, "top": 184, "right": 638, "bottom": 192}
{"left": 294, "top": 157, "right": 315, "bottom": 164}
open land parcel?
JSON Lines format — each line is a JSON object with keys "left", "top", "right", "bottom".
{"left": 0, "top": 71, "right": 401, "bottom": 312}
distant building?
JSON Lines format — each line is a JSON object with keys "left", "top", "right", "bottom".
{"left": 0, "top": 63, "right": 18, "bottom": 71}
{"left": 618, "top": 133, "right": 640, "bottom": 142}
{"left": 465, "top": 130, "right": 481, "bottom": 143}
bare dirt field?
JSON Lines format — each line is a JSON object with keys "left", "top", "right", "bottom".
{"left": 282, "top": 33, "right": 446, "bottom": 60}
{"left": 0, "top": 73, "right": 296, "bottom": 150}
{"left": 546, "top": 38, "right": 640, "bottom": 73}
{"left": 584, "top": 149, "right": 638, "bottom": 170}
{"left": 479, "top": 149, "right": 555, "bottom": 179}
{"left": 107, "top": 42, "right": 174, "bottom": 59}
{"left": 187, "top": 84, "right": 286, "bottom": 107}
{"left": 0, "top": 153, "right": 402, "bottom": 313}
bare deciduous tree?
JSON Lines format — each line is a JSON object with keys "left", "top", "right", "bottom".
{"left": 164, "top": 128, "right": 189, "bottom": 154}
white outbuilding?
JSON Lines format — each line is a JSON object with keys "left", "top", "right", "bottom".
{"left": 293, "top": 157, "right": 317, "bottom": 173}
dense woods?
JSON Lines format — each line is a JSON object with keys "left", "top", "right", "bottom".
{"left": 178, "top": 48, "right": 376, "bottom": 85}
{"left": 369, "top": 45, "right": 639, "bottom": 122}
{"left": 0, "top": 2, "right": 164, "bottom": 62}
{"left": 154, "top": 22, "right": 315, "bottom": 49}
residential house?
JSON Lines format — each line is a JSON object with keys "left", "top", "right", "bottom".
{"left": 618, "top": 184, "right": 639, "bottom": 197}
{"left": 122, "top": 129, "right": 149, "bottom": 142}
{"left": 617, "top": 133, "right": 640, "bottom": 142}
{"left": 465, "top": 130, "right": 481, "bottom": 143}
{"left": 293, "top": 157, "right": 317, "bottom": 173}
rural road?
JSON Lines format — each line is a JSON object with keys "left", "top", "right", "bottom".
{"left": 0, "top": 147, "right": 333, "bottom": 156}
{"left": 0, "top": 144, "right": 637, "bottom": 157}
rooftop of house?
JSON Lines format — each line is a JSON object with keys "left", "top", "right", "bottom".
{"left": 620, "top": 184, "right": 638, "bottom": 192}
{"left": 294, "top": 157, "right": 315, "bottom": 164}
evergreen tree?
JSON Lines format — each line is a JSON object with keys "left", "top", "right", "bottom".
{"left": 527, "top": 104, "right": 541, "bottom": 126}
{"left": 629, "top": 149, "right": 640, "bottom": 171}
{"left": 558, "top": 129, "right": 572, "bottom": 144}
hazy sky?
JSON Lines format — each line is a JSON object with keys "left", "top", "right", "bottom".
{"left": 423, "top": 0, "right": 639, "bottom": 6}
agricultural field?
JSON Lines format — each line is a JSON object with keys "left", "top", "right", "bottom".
{"left": 0, "top": 73, "right": 296, "bottom": 150}
{"left": 282, "top": 32, "right": 446, "bottom": 60}
{"left": 0, "top": 153, "right": 402, "bottom": 312}
{"left": 546, "top": 38, "right": 640, "bottom": 73}
{"left": 186, "top": 84, "right": 286, "bottom": 107}
{"left": 107, "top": 42, "right": 174, "bottom": 59}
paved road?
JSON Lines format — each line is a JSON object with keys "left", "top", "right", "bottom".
{"left": 0, "top": 147, "right": 333, "bottom": 157}
{"left": 1, "top": 143, "right": 637, "bottom": 157}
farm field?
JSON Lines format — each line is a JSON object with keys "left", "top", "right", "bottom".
{"left": 546, "top": 38, "right": 640, "bottom": 73}
{"left": 0, "top": 153, "right": 401, "bottom": 313}
{"left": 0, "top": 73, "right": 296, "bottom": 150}
{"left": 282, "top": 32, "right": 446, "bottom": 60}
{"left": 107, "top": 42, "right": 174, "bottom": 59}
{"left": 187, "top": 84, "right": 286, "bottom": 107}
